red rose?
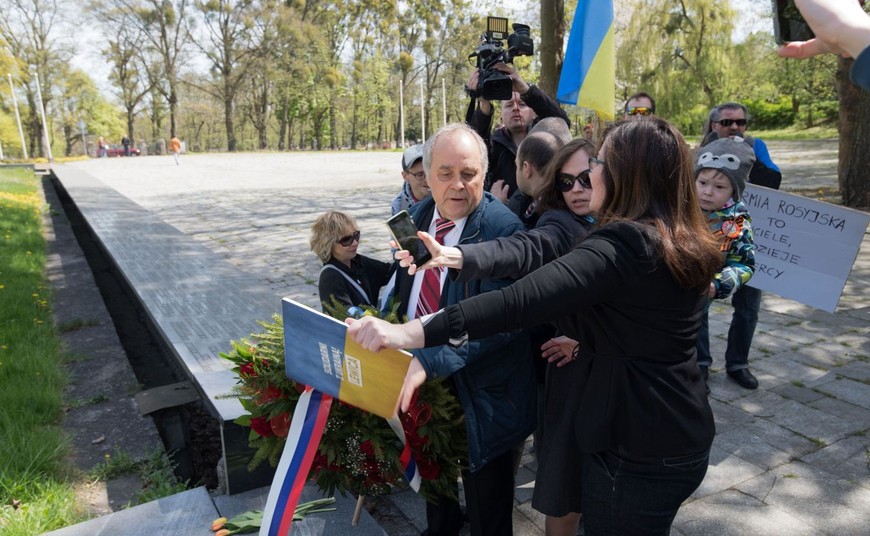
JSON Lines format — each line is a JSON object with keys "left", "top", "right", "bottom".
{"left": 255, "top": 385, "right": 285, "bottom": 406}
{"left": 416, "top": 457, "right": 440, "bottom": 480}
{"left": 239, "top": 362, "right": 256, "bottom": 378}
{"left": 250, "top": 416, "right": 274, "bottom": 437}
{"left": 360, "top": 440, "right": 375, "bottom": 457}
{"left": 269, "top": 412, "right": 291, "bottom": 437}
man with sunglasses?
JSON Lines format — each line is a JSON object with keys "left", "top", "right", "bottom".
{"left": 698, "top": 102, "right": 783, "bottom": 391}
{"left": 623, "top": 91, "right": 656, "bottom": 120}
{"left": 704, "top": 102, "right": 782, "bottom": 190}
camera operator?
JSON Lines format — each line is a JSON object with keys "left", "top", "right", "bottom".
{"left": 466, "top": 63, "right": 570, "bottom": 203}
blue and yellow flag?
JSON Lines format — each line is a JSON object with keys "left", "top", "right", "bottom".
{"left": 557, "top": 0, "right": 615, "bottom": 120}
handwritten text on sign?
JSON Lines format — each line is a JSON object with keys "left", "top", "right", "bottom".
{"left": 741, "top": 184, "right": 869, "bottom": 312}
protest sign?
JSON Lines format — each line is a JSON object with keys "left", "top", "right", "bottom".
{"left": 742, "top": 184, "right": 869, "bottom": 312}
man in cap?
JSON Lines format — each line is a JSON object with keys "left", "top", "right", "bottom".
{"left": 391, "top": 143, "right": 431, "bottom": 216}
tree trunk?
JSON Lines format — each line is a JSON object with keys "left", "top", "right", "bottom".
{"left": 225, "top": 92, "right": 237, "bottom": 152}
{"left": 539, "top": 0, "right": 564, "bottom": 97}
{"left": 837, "top": 57, "right": 870, "bottom": 209}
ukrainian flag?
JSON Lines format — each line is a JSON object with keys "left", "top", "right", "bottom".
{"left": 557, "top": 0, "right": 615, "bottom": 120}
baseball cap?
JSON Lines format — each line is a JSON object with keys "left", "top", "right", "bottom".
{"left": 401, "top": 144, "right": 424, "bottom": 171}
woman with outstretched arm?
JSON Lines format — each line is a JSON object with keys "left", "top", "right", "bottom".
{"left": 348, "top": 118, "right": 723, "bottom": 535}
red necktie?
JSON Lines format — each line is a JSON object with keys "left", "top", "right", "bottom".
{"left": 415, "top": 218, "right": 455, "bottom": 318}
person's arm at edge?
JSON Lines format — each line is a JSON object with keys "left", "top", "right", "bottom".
{"left": 778, "top": 0, "right": 870, "bottom": 61}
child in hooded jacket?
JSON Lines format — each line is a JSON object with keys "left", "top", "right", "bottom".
{"left": 694, "top": 133, "right": 757, "bottom": 392}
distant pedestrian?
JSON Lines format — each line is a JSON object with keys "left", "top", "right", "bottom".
{"left": 122, "top": 136, "right": 131, "bottom": 157}
{"left": 98, "top": 136, "right": 108, "bottom": 158}
{"left": 169, "top": 136, "right": 181, "bottom": 165}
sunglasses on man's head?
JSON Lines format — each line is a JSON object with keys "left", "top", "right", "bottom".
{"left": 556, "top": 170, "right": 592, "bottom": 192}
{"left": 714, "top": 118, "right": 747, "bottom": 127}
{"left": 626, "top": 106, "right": 652, "bottom": 116}
{"left": 338, "top": 230, "right": 361, "bottom": 247}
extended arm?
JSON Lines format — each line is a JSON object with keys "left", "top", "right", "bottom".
{"left": 778, "top": 0, "right": 870, "bottom": 59}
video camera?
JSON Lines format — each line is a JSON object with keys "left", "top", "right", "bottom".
{"left": 469, "top": 16, "right": 533, "bottom": 101}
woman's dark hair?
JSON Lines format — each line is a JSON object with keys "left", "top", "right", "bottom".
{"left": 595, "top": 118, "right": 721, "bottom": 291}
{"left": 536, "top": 138, "right": 597, "bottom": 213}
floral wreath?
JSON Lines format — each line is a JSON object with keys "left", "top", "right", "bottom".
{"left": 221, "top": 298, "right": 467, "bottom": 501}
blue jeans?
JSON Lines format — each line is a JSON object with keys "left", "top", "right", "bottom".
{"left": 581, "top": 449, "right": 709, "bottom": 535}
{"left": 725, "top": 285, "right": 761, "bottom": 371}
{"left": 696, "top": 285, "right": 761, "bottom": 372}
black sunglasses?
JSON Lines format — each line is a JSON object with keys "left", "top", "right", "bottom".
{"left": 338, "top": 230, "right": 361, "bottom": 246}
{"left": 715, "top": 118, "right": 747, "bottom": 127}
{"left": 556, "top": 170, "right": 592, "bottom": 192}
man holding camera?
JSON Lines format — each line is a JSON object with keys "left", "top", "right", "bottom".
{"left": 466, "top": 63, "right": 569, "bottom": 202}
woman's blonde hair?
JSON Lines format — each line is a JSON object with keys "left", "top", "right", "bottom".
{"left": 310, "top": 211, "right": 357, "bottom": 263}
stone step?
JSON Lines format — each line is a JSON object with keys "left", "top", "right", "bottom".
{"left": 43, "top": 484, "right": 385, "bottom": 536}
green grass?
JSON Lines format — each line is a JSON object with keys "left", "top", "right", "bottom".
{"left": 88, "top": 449, "right": 187, "bottom": 505}
{"left": 0, "top": 167, "right": 187, "bottom": 533}
{"left": 751, "top": 125, "right": 838, "bottom": 141}
{"left": 0, "top": 167, "right": 85, "bottom": 532}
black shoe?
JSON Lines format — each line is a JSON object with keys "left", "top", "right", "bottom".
{"left": 727, "top": 368, "right": 758, "bottom": 390}
{"left": 699, "top": 365, "right": 710, "bottom": 394}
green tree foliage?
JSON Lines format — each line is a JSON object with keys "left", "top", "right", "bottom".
{"left": 57, "top": 68, "right": 125, "bottom": 156}
{"left": 0, "top": 0, "right": 72, "bottom": 158}
{"left": 193, "top": 0, "right": 262, "bottom": 151}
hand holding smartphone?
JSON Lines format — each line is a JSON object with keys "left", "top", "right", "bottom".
{"left": 773, "top": 0, "right": 816, "bottom": 44}
{"left": 386, "top": 210, "right": 433, "bottom": 266}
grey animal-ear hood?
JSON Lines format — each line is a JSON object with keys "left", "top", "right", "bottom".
{"left": 695, "top": 132, "right": 756, "bottom": 201}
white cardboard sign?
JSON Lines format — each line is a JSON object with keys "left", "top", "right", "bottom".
{"left": 741, "top": 184, "right": 869, "bottom": 312}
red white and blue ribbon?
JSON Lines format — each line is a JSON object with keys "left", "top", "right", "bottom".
{"left": 387, "top": 416, "right": 421, "bottom": 492}
{"left": 259, "top": 388, "right": 333, "bottom": 536}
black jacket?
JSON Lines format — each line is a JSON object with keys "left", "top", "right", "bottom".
{"left": 318, "top": 254, "right": 392, "bottom": 312}
{"left": 426, "top": 221, "right": 715, "bottom": 459}
{"left": 466, "top": 85, "right": 570, "bottom": 197}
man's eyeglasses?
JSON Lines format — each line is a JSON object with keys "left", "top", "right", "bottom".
{"left": 626, "top": 106, "right": 652, "bottom": 116}
{"left": 556, "top": 170, "right": 592, "bottom": 192}
{"left": 714, "top": 118, "right": 747, "bottom": 127}
{"left": 338, "top": 230, "right": 361, "bottom": 247}
{"left": 407, "top": 171, "right": 426, "bottom": 181}
{"left": 588, "top": 157, "right": 605, "bottom": 171}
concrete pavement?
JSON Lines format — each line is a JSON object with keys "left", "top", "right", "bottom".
{"left": 65, "top": 141, "right": 870, "bottom": 535}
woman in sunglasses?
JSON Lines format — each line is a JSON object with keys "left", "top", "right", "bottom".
{"left": 309, "top": 211, "right": 392, "bottom": 312}
{"left": 350, "top": 118, "right": 722, "bottom": 535}
{"left": 403, "top": 138, "right": 598, "bottom": 284}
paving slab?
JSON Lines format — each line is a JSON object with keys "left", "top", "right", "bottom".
{"left": 808, "top": 375, "right": 870, "bottom": 409}
{"left": 44, "top": 486, "right": 218, "bottom": 536}
{"left": 212, "top": 484, "right": 386, "bottom": 535}
{"left": 801, "top": 435, "right": 870, "bottom": 488}
{"left": 734, "top": 461, "right": 870, "bottom": 535}
{"left": 674, "top": 489, "right": 816, "bottom": 536}
{"left": 693, "top": 446, "right": 766, "bottom": 499}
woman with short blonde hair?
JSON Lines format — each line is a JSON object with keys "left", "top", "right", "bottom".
{"left": 309, "top": 211, "right": 392, "bottom": 312}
